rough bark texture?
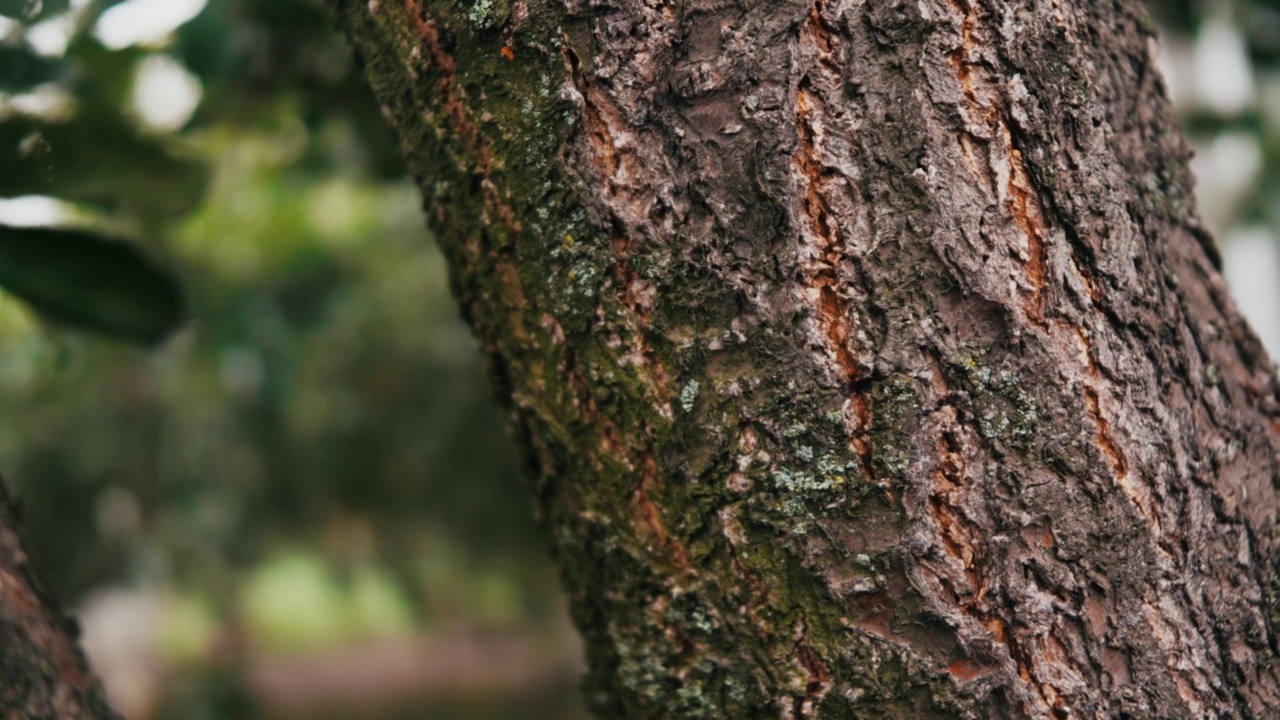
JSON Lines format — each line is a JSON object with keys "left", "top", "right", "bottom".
{"left": 334, "top": 0, "right": 1280, "bottom": 716}
{"left": 0, "top": 480, "right": 116, "bottom": 719}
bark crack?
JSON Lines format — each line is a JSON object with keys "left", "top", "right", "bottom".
{"left": 925, "top": 423, "right": 1073, "bottom": 717}
{"left": 793, "top": 0, "right": 876, "bottom": 488}
{"left": 635, "top": 456, "right": 694, "bottom": 575}
{"left": 945, "top": 0, "right": 1047, "bottom": 321}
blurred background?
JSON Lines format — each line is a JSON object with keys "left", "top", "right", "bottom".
{"left": 0, "top": 0, "right": 1275, "bottom": 718}
{"left": 0, "top": 0, "right": 584, "bottom": 717}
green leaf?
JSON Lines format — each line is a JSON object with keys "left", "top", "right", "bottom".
{"left": 0, "top": 224, "right": 185, "bottom": 343}
{"left": 0, "top": 46, "right": 65, "bottom": 92}
{"left": 0, "top": 114, "right": 208, "bottom": 216}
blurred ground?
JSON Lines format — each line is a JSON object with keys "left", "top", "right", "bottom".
{"left": 0, "top": 0, "right": 1276, "bottom": 718}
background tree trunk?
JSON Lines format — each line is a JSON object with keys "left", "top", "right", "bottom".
{"left": 334, "top": 0, "right": 1280, "bottom": 716}
{"left": 0, "top": 480, "right": 115, "bottom": 718}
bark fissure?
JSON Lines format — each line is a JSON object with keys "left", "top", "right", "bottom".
{"left": 792, "top": 0, "right": 876, "bottom": 497}
{"left": 944, "top": 0, "right": 1048, "bottom": 321}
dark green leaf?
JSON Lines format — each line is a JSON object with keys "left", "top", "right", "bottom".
{"left": 0, "top": 114, "right": 207, "bottom": 216}
{"left": 0, "top": 224, "right": 185, "bottom": 343}
{"left": 0, "top": 46, "right": 65, "bottom": 91}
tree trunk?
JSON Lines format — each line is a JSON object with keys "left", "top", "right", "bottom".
{"left": 0, "top": 480, "right": 116, "bottom": 718}
{"left": 333, "top": 0, "right": 1280, "bottom": 716}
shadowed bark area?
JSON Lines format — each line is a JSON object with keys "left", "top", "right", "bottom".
{"left": 334, "top": 0, "right": 1280, "bottom": 716}
{"left": 0, "top": 480, "right": 116, "bottom": 718}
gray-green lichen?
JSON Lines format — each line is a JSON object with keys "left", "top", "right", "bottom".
{"left": 680, "top": 379, "right": 701, "bottom": 412}
{"left": 953, "top": 356, "right": 1040, "bottom": 446}
{"left": 771, "top": 450, "right": 860, "bottom": 523}
{"left": 546, "top": 227, "right": 611, "bottom": 331}
{"left": 465, "top": 0, "right": 510, "bottom": 30}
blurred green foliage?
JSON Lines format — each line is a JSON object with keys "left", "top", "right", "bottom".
{"left": 1151, "top": 0, "right": 1280, "bottom": 230}
{"left": 1, "top": 0, "right": 580, "bottom": 718}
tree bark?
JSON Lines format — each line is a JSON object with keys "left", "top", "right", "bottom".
{"left": 0, "top": 480, "right": 116, "bottom": 718}
{"left": 334, "top": 0, "right": 1280, "bottom": 716}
